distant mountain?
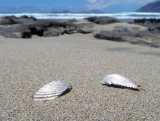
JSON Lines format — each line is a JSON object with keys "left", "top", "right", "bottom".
{"left": 52, "top": 10, "right": 72, "bottom": 13}
{"left": 80, "top": 10, "right": 104, "bottom": 13}
{"left": 137, "top": 1, "right": 160, "bottom": 12}
{"left": 61, "top": 10, "right": 72, "bottom": 13}
{"left": 52, "top": 10, "right": 103, "bottom": 13}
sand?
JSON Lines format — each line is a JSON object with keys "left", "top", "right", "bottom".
{"left": 0, "top": 33, "right": 160, "bottom": 120}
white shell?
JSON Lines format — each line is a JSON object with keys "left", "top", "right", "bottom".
{"left": 100, "top": 74, "right": 138, "bottom": 89}
{"left": 33, "top": 80, "right": 72, "bottom": 101}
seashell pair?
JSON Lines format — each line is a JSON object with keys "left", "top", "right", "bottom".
{"left": 33, "top": 74, "right": 139, "bottom": 101}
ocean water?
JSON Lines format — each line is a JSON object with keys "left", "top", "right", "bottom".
{"left": 0, "top": 12, "right": 160, "bottom": 22}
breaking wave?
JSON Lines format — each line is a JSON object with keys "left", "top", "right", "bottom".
{"left": 0, "top": 12, "right": 160, "bottom": 21}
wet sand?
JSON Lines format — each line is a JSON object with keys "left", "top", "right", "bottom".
{"left": 0, "top": 33, "right": 160, "bottom": 120}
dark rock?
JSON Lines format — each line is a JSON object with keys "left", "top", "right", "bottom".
{"left": 94, "top": 30, "right": 125, "bottom": 41}
{"left": 134, "top": 18, "right": 160, "bottom": 26}
{"left": 144, "top": 21, "right": 151, "bottom": 26}
{"left": 0, "top": 15, "right": 37, "bottom": 25}
{"left": 13, "top": 17, "right": 37, "bottom": 24}
{"left": 20, "top": 15, "right": 29, "bottom": 19}
{"left": 3, "top": 24, "right": 30, "bottom": 32}
{"left": 147, "top": 26, "right": 160, "bottom": 32}
{"left": 29, "top": 26, "right": 45, "bottom": 36}
{"left": 130, "top": 38, "right": 160, "bottom": 48}
{"left": 2, "top": 32, "right": 19, "bottom": 38}
{"left": 0, "top": 27, "right": 18, "bottom": 38}
{"left": 86, "top": 16, "right": 119, "bottom": 25}
{"left": 155, "top": 26, "right": 160, "bottom": 31}
{"left": 57, "top": 27, "right": 65, "bottom": 35}
{"left": 51, "top": 21, "right": 68, "bottom": 28}
{"left": 43, "top": 27, "right": 65, "bottom": 37}
{"left": 14, "top": 15, "right": 37, "bottom": 24}
{"left": 135, "top": 19, "right": 149, "bottom": 23}
{"left": 19, "top": 15, "right": 37, "bottom": 20}
{"left": 94, "top": 28, "right": 160, "bottom": 48}
{"left": 0, "top": 24, "right": 30, "bottom": 38}
{"left": 0, "top": 17, "right": 68, "bottom": 38}
{"left": 25, "top": 20, "right": 52, "bottom": 28}
{"left": 77, "top": 23, "right": 94, "bottom": 34}
{"left": 4, "top": 15, "right": 17, "bottom": 19}
{"left": 86, "top": 17, "right": 97, "bottom": 22}
{"left": 0, "top": 16, "right": 69, "bottom": 38}
{"left": 65, "top": 23, "right": 94, "bottom": 34}
{"left": 26, "top": 20, "right": 67, "bottom": 28}
{"left": 134, "top": 18, "right": 146, "bottom": 23}
{"left": 65, "top": 24, "right": 77, "bottom": 34}
{"left": 112, "top": 29, "right": 123, "bottom": 32}
{"left": 21, "top": 31, "right": 32, "bottom": 38}
{"left": 30, "top": 16, "right": 37, "bottom": 21}
{"left": 94, "top": 29, "right": 132, "bottom": 42}
{"left": 148, "top": 27, "right": 155, "bottom": 31}
{"left": 0, "top": 17, "right": 16, "bottom": 25}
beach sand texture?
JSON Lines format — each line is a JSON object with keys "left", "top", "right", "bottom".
{"left": 0, "top": 33, "right": 160, "bottom": 120}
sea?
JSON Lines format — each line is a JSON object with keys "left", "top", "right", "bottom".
{"left": 0, "top": 12, "right": 160, "bottom": 22}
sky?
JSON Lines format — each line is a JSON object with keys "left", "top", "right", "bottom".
{"left": 0, "top": 0, "right": 158, "bottom": 12}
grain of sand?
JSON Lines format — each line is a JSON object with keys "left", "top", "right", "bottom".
{"left": 0, "top": 33, "right": 160, "bottom": 120}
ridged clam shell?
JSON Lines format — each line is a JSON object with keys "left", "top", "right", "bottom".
{"left": 100, "top": 74, "right": 138, "bottom": 89}
{"left": 33, "top": 80, "right": 72, "bottom": 101}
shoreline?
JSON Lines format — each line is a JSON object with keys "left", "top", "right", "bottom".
{"left": 1, "top": 12, "right": 160, "bottom": 22}
{"left": 37, "top": 18, "right": 135, "bottom": 22}
{"left": 1, "top": 15, "right": 160, "bottom": 48}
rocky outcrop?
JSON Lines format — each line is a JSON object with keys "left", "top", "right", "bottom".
{"left": 134, "top": 18, "right": 160, "bottom": 33}
{"left": 0, "top": 27, "right": 19, "bottom": 38}
{"left": 130, "top": 38, "right": 160, "bottom": 48}
{"left": 0, "top": 15, "right": 37, "bottom": 25}
{"left": 86, "top": 16, "right": 120, "bottom": 25}
{"left": 94, "top": 28, "right": 131, "bottom": 42}
{"left": 21, "top": 31, "right": 32, "bottom": 38}
{"left": 0, "top": 16, "right": 94, "bottom": 38}
{"left": 0, "top": 24, "right": 31, "bottom": 38}
{"left": 94, "top": 28, "right": 160, "bottom": 48}
{"left": 77, "top": 23, "right": 94, "bottom": 34}
{"left": 65, "top": 23, "right": 94, "bottom": 34}
{"left": 134, "top": 18, "right": 160, "bottom": 27}
{"left": 0, "top": 17, "right": 16, "bottom": 25}
{"left": 65, "top": 24, "right": 78, "bottom": 34}
{"left": 43, "top": 27, "right": 65, "bottom": 37}
{"left": 29, "top": 26, "right": 45, "bottom": 36}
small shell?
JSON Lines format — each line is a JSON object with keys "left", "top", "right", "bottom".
{"left": 33, "top": 80, "right": 72, "bottom": 101}
{"left": 100, "top": 74, "right": 138, "bottom": 89}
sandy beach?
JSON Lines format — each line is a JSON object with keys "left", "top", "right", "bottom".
{"left": 0, "top": 32, "right": 160, "bottom": 120}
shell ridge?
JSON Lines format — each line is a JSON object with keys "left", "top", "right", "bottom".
{"left": 33, "top": 80, "right": 72, "bottom": 101}
{"left": 100, "top": 74, "right": 138, "bottom": 89}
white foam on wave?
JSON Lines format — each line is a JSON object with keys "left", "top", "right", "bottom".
{"left": 0, "top": 12, "right": 160, "bottom": 20}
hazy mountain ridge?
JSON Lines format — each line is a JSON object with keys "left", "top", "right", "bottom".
{"left": 0, "top": 6, "right": 104, "bottom": 13}
{"left": 0, "top": 4, "right": 141, "bottom": 13}
{"left": 52, "top": 10, "right": 104, "bottom": 13}
{"left": 137, "top": 1, "right": 160, "bottom": 12}
{"left": 79, "top": 10, "right": 103, "bottom": 13}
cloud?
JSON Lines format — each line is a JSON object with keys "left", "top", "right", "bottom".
{"left": 86, "top": 0, "right": 158, "bottom": 9}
